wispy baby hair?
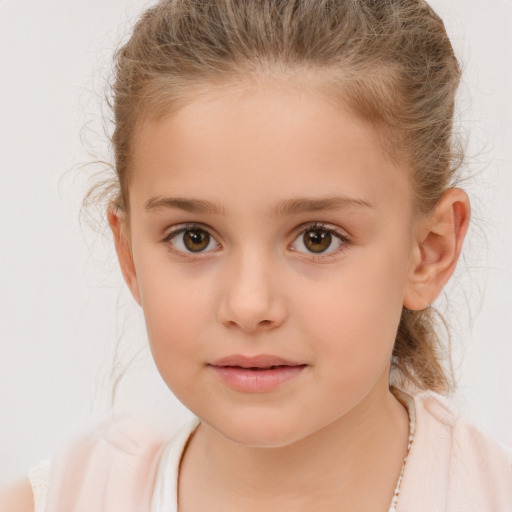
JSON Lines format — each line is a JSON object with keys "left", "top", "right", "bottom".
{"left": 87, "top": 0, "right": 463, "bottom": 393}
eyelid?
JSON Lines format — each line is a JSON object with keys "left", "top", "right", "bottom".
{"left": 289, "top": 222, "right": 351, "bottom": 259}
{"left": 162, "top": 222, "right": 221, "bottom": 258}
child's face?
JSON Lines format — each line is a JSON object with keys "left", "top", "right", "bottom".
{"left": 123, "top": 85, "right": 419, "bottom": 446}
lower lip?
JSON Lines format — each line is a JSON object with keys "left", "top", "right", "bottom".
{"left": 209, "top": 365, "right": 307, "bottom": 393}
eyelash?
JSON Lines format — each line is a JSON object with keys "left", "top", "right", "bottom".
{"left": 161, "top": 222, "right": 350, "bottom": 261}
{"left": 290, "top": 222, "right": 350, "bottom": 261}
{"left": 162, "top": 223, "right": 219, "bottom": 259}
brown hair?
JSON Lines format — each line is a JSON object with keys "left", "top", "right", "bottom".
{"left": 86, "top": 0, "right": 464, "bottom": 393}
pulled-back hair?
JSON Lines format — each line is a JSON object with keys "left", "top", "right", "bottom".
{"left": 86, "top": 0, "right": 463, "bottom": 393}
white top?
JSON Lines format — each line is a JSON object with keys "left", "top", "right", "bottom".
{"left": 27, "top": 460, "right": 51, "bottom": 512}
{"left": 150, "top": 417, "right": 201, "bottom": 512}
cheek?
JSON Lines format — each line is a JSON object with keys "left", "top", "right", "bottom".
{"left": 297, "top": 245, "right": 409, "bottom": 384}
{"left": 134, "top": 258, "right": 213, "bottom": 380}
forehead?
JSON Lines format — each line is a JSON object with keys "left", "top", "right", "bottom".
{"left": 128, "top": 85, "right": 413, "bottom": 216}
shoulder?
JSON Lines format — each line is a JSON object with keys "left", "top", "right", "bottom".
{"left": 414, "top": 390, "right": 511, "bottom": 459}
{"left": 414, "top": 391, "right": 512, "bottom": 505}
{"left": 397, "top": 390, "right": 512, "bottom": 510}
{"left": 1, "top": 417, "right": 183, "bottom": 512}
{"left": 43, "top": 416, "right": 171, "bottom": 512}
{"left": 0, "top": 478, "right": 34, "bottom": 512}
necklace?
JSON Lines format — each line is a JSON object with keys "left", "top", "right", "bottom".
{"left": 387, "top": 393, "right": 416, "bottom": 512}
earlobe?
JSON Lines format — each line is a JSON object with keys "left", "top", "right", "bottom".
{"left": 403, "top": 188, "right": 470, "bottom": 310}
{"left": 107, "top": 205, "right": 142, "bottom": 306}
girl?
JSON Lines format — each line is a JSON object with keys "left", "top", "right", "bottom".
{"left": 4, "top": 0, "right": 511, "bottom": 510}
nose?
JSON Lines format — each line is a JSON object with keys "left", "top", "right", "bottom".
{"left": 217, "top": 251, "right": 287, "bottom": 333}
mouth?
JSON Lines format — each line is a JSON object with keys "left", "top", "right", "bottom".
{"left": 208, "top": 354, "right": 308, "bottom": 392}
{"left": 210, "top": 354, "right": 306, "bottom": 369}
{"left": 217, "top": 365, "right": 304, "bottom": 370}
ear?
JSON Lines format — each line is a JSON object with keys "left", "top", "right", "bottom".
{"left": 107, "top": 205, "right": 142, "bottom": 306}
{"left": 403, "top": 188, "right": 470, "bottom": 310}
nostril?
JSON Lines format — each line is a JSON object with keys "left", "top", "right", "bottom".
{"left": 226, "top": 318, "right": 273, "bottom": 331}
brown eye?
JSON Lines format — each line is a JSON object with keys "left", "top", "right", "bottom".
{"left": 166, "top": 226, "right": 219, "bottom": 255}
{"left": 290, "top": 224, "right": 346, "bottom": 256}
{"left": 303, "top": 229, "right": 332, "bottom": 253}
{"left": 183, "top": 229, "right": 210, "bottom": 252}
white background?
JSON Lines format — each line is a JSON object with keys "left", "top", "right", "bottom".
{"left": 1, "top": 0, "right": 511, "bottom": 485}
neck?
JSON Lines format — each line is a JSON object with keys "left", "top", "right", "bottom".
{"left": 179, "top": 380, "right": 410, "bottom": 511}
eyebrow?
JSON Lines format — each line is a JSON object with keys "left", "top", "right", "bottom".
{"left": 144, "top": 196, "right": 226, "bottom": 215}
{"left": 269, "top": 196, "right": 372, "bottom": 217}
{"left": 144, "top": 195, "right": 372, "bottom": 216}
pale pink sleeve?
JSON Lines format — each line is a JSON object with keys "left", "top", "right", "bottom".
{"left": 44, "top": 417, "right": 166, "bottom": 512}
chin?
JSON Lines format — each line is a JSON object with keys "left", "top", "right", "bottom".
{"left": 203, "top": 408, "right": 314, "bottom": 448}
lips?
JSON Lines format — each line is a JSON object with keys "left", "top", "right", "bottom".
{"left": 210, "top": 354, "right": 305, "bottom": 369}
{"left": 209, "top": 354, "right": 307, "bottom": 392}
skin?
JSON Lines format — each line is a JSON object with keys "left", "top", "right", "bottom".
{"left": 107, "top": 83, "right": 470, "bottom": 511}
{"left": 0, "top": 480, "right": 33, "bottom": 512}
